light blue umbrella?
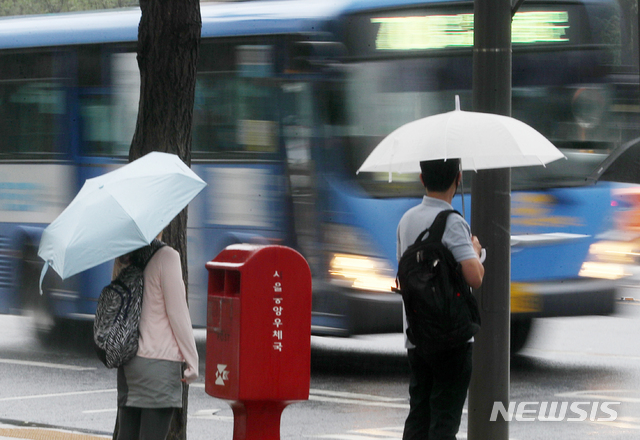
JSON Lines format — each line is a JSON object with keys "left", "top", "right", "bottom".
{"left": 38, "top": 152, "right": 206, "bottom": 287}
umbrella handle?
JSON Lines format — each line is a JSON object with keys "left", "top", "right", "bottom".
{"left": 39, "top": 263, "right": 49, "bottom": 296}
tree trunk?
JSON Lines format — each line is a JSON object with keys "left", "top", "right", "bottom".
{"left": 114, "top": 1, "right": 201, "bottom": 439}
{"left": 130, "top": 0, "right": 200, "bottom": 299}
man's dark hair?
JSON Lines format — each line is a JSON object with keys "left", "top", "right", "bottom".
{"left": 420, "top": 159, "right": 460, "bottom": 192}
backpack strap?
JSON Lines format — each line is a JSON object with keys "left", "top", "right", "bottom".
{"left": 414, "top": 209, "right": 461, "bottom": 245}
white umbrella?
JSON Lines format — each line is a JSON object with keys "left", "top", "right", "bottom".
{"left": 357, "top": 96, "right": 565, "bottom": 177}
{"left": 38, "top": 152, "right": 206, "bottom": 284}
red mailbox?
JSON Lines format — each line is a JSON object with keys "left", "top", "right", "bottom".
{"left": 205, "top": 244, "right": 312, "bottom": 440}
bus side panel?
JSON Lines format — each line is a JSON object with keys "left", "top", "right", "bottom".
{"left": 511, "top": 185, "right": 616, "bottom": 281}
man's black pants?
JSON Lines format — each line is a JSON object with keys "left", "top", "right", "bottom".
{"left": 403, "top": 342, "right": 473, "bottom": 440}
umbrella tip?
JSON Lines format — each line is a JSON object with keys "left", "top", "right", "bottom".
{"left": 455, "top": 95, "right": 460, "bottom": 111}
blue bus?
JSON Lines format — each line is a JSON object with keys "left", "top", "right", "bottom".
{"left": 0, "top": 0, "right": 632, "bottom": 351}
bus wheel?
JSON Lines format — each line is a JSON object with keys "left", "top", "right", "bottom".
{"left": 26, "top": 286, "right": 70, "bottom": 345}
{"left": 511, "top": 317, "right": 533, "bottom": 354}
{"left": 27, "top": 292, "right": 80, "bottom": 345}
{"left": 19, "top": 242, "right": 56, "bottom": 341}
{"left": 29, "top": 297, "right": 58, "bottom": 343}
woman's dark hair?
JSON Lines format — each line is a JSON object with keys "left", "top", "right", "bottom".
{"left": 420, "top": 159, "right": 460, "bottom": 192}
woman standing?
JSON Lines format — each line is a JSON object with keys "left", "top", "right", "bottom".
{"left": 115, "top": 238, "right": 199, "bottom": 440}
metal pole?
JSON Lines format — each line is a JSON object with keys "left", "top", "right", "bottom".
{"left": 468, "top": 0, "right": 512, "bottom": 438}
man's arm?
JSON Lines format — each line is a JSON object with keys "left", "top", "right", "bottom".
{"left": 461, "top": 235, "right": 484, "bottom": 289}
{"left": 461, "top": 257, "right": 484, "bottom": 289}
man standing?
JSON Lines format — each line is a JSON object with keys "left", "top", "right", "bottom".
{"left": 397, "top": 159, "right": 484, "bottom": 440}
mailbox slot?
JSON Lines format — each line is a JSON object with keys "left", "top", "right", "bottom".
{"left": 209, "top": 268, "right": 241, "bottom": 296}
{"left": 225, "top": 270, "right": 240, "bottom": 295}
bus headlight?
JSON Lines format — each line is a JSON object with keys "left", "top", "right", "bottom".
{"left": 328, "top": 253, "right": 396, "bottom": 292}
{"left": 579, "top": 262, "right": 629, "bottom": 280}
{"left": 585, "top": 241, "right": 639, "bottom": 264}
{"left": 578, "top": 240, "right": 636, "bottom": 280}
{"left": 323, "top": 223, "right": 396, "bottom": 293}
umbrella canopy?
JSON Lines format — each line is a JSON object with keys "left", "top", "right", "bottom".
{"left": 357, "top": 97, "right": 565, "bottom": 176}
{"left": 38, "top": 152, "right": 206, "bottom": 281}
{"left": 587, "top": 136, "right": 640, "bottom": 184}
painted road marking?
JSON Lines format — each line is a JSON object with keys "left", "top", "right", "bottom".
{"left": 555, "top": 389, "right": 640, "bottom": 430}
{"left": 310, "top": 389, "right": 406, "bottom": 402}
{"left": 0, "top": 358, "right": 96, "bottom": 371}
{"left": 310, "top": 427, "right": 468, "bottom": 439}
{"left": 191, "top": 384, "right": 409, "bottom": 409}
{"left": 0, "top": 428, "right": 109, "bottom": 440}
{"left": 556, "top": 389, "right": 640, "bottom": 403}
{"left": 524, "top": 348, "right": 640, "bottom": 362}
{"left": 308, "top": 389, "right": 409, "bottom": 409}
{"left": 311, "top": 435, "right": 398, "bottom": 440}
{"left": 0, "top": 423, "right": 109, "bottom": 440}
{"left": 0, "top": 389, "right": 115, "bottom": 403}
{"left": 308, "top": 395, "right": 408, "bottom": 409}
{"left": 190, "top": 409, "right": 234, "bottom": 422}
{"left": 81, "top": 409, "right": 117, "bottom": 414}
{"left": 592, "top": 416, "right": 640, "bottom": 430}
{"left": 354, "top": 428, "right": 403, "bottom": 436}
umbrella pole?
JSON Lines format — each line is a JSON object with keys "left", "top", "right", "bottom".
{"left": 460, "top": 168, "right": 466, "bottom": 220}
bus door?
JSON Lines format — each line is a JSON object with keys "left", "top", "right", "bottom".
{"left": 281, "top": 81, "right": 322, "bottom": 275}
{"left": 188, "top": 42, "right": 291, "bottom": 327}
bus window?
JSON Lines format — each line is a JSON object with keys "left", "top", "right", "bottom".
{"left": 343, "top": 60, "right": 613, "bottom": 196}
{"left": 236, "top": 80, "right": 278, "bottom": 153}
{"left": 78, "top": 51, "right": 138, "bottom": 157}
{"left": 193, "top": 74, "right": 237, "bottom": 154}
{"left": 193, "top": 43, "right": 278, "bottom": 157}
{"left": 0, "top": 51, "right": 64, "bottom": 157}
{"left": 111, "top": 52, "right": 140, "bottom": 155}
{"left": 79, "top": 93, "right": 113, "bottom": 155}
{"left": 343, "top": 58, "right": 467, "bottom": 197}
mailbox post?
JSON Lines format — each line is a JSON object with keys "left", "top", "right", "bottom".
{"left": 205, "top": 245, "right": 312, "bottom": 440}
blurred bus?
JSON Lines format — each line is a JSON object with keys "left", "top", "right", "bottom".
{"left": 0, "top": 0, "right": 632, "bottom": 351}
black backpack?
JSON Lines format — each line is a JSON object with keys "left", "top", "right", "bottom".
{"left": 395, "top": 210, "right": 481, "bottom": 354}
{"left": 93, "top": 240, "right": 165, "bottom": 368}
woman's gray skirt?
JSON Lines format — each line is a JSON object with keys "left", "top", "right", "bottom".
{"left": 117, "top": 356, "right": 183, "bottom": 408}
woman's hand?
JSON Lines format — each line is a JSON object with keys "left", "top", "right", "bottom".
{"left": 182, "top": 365, "right": 198, "bottom": 384}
